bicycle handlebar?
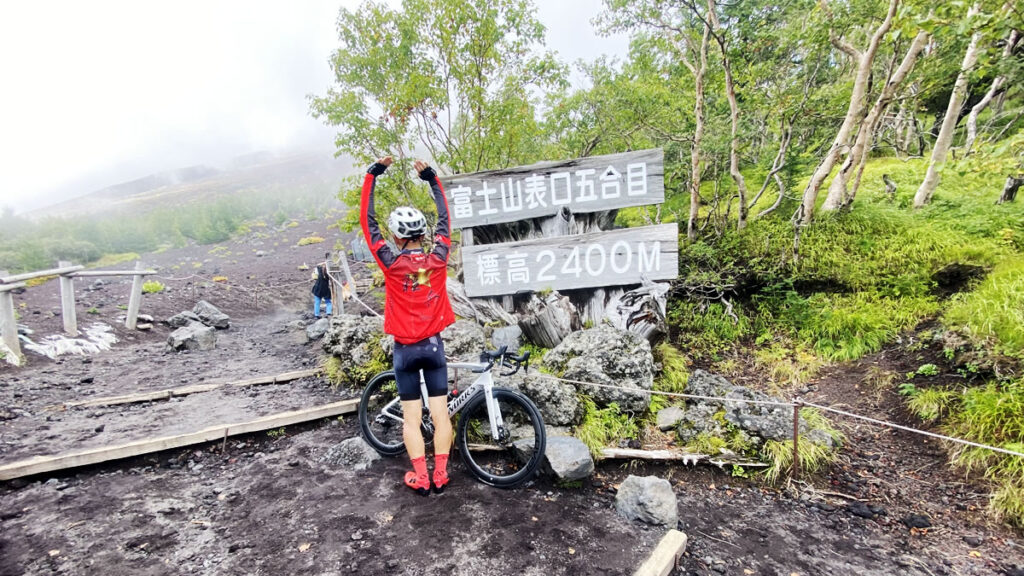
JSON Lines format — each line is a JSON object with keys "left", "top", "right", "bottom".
{"left": 477, "top": 346, "right": 530, "bottom": 376}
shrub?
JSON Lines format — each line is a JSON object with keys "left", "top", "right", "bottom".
{"left": 142, "top": 281, "right": 165, "bottom": 294}
{"left": 944, "top": 256, "right": 1024, "bottom": 360}
{"left": 297, "top": 236, "right": 325, "bottom": 246}
{"left": 575, "top": 396, "right": 639, "bottom": 459}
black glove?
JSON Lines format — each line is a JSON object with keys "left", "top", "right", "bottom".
{"left": 367, "top": 162, "right": 388, "bottom": 176}
{"left": 418, "top": 166, "right": 437, "bottom": 182}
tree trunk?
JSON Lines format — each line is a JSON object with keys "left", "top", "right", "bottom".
{"left": 518, "top": 291, "right": 579, "bottom": 348}
{"left": 687, "top": 23, "right": 711, "bottom": 241}
{"left": 799, "top": 0, "right": 900, "bottom": 223}
{"left": 1000, "top": 175, "right": 1023, "bottom": 204}
{"left": 836, "top": 30, "right": 931, "bottom": 206}
{"left": 965, "top": 28, "right": 1020, "bottom": 155}
{"left": 706, "top": 0, "right": 749, "bottom": 230}
{"left": 914, "top": 3, "right": 984, "bottom": 208}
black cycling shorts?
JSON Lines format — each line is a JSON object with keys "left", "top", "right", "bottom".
{"left": 393, "top": 335, "right": 448, "bottom": 401}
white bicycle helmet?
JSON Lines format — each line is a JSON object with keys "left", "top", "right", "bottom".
{"left": 388, "top": 206, "right": 427, "bottom": 239}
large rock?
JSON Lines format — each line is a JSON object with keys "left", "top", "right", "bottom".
{"left": 306, "top": 317, "right": 331, "bottom": 342}
{"left": 490, "top": 325, "right": 523, "bottom": 352}
{"left": 193, "top": 300, "right": 230, "bottom": 329}
{"left": 167, "top": 322, "right": 217, "bottom": 352}
{"left": 678, "top": 370, "right": 834, "bottom": 448}
{"left": 321, "top": 314, "right": 390, "bottom": 384}
{"left": 656, "top": 406, "right": 686, "bottom": 431}
{"left": 319, "top": 437, "right": 381, "bottom": 471}
{"left": 543, "top": 326, "right": 654, "bottom": 413}
{"left": 615, "top": 475, "right": 678, "bottom": 527}
{"left": 441, "top": 320, "right": 487, "bottom": 361}
{"left": 167, "top": 311, "right": 202, "bottom": 328}
{"left": 543, "top": 436, "right": 594, "bottom": 481}
{"left": 502, "top": 371, "right": 582, "bottom": 426}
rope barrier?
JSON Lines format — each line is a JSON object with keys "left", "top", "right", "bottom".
{"left": 532, "top": 373, "right": 796, "bottom": 407}
{"left": 800, "top": 400, "right": 1024, "bottom": 460}
{"left": 530, "top": 374, "right": 1023, "bottom": 460}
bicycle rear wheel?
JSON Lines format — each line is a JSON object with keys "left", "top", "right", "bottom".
{"left": 358, "top": 371, "right": 406, "bottom": 456}
{"left": 456, "top": 387, "right": 546, "bottom": 488}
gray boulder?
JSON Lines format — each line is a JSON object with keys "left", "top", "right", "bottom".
{"left": 319, "top": 437, "right": 381, "bottom": 471}
{"left": 656, "top": 405, "right": 686, "bottom": 431}
{"left": 490, "top": 325, "right": 523, "bottom": 353}
{"left": 679, "top": 370, "right": 834, "bottom": 448}
{"left": 193, "top": 300, "right": 230, "bottom": 329}
{"left": 321, "top": 314, "right": 390, "bottom": 384}
{"left": 441, "top": 320, "right": 487, "bottom": 361}
{"left": 615, "top": 475, "right": 678, "bottom": 527}
{"left": 543, "top": 436, "right": 594, "bottom": 481}
{"left": 167, "top": 322, "right": 217, "bottom": 352}
{"left": 543, "top": 326, "right": 654, "bottom": 413}
{"left": 502, "top": 370, "right": 581, "bottom": 426}
{"left": 167, "top": 311, "right": 202, "bottom": 328}
{"left": 306, "top": 317, "right": 330, "bottom": 342}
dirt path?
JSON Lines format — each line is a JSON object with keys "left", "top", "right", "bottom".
{"left": 2, "top": 224, "right": 1023, "bottom": 575}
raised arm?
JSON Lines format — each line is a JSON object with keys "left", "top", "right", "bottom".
{"left": 414, "top": 160, "right": 451, "bottom": 262}
{"left": 360, "top": 156, "right": 397, "bottom": 269}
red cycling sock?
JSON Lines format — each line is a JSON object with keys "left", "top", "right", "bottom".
{"left": 411, "top": 455, "right": 428, "bottom": 478}
{"left": 434, "top": 453, "right": 449, "bottom": 475}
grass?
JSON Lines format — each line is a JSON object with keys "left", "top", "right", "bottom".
{"left": 653, "top": 342, "right": 689, "bottom": 393}
{"left": 297, "top": 236, "right": 325, "bottom": 246}
{"left": 141, "top": 280, "right": 165, "bottom": 294}
{"left": 575, "top": 396, "right": 639, "bottom": 459}
{"left": 944, "top": 256, "right": 1024, "bottom": 360}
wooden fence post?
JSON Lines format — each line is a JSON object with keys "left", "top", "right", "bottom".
{"left": 125, "top": 261, "right": 144, "bottom": 330}
{"left": 0, "top": 270, "right": 24, "bottom": 365}
{"left": 58, "top": 261, "right": 78, "bottom": 337}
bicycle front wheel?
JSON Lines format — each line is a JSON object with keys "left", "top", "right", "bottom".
{"left": 358, "top": 371, "right": 406, "bottom": 456}
{"left": 456, "top": 387, "right": 546, "bottom": 488}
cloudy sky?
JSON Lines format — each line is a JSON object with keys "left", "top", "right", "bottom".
{"left": 0, "top": 1, "right": 629, "bottom": 214}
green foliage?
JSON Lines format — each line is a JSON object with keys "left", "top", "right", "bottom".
{"left": 575, "top": 396, "right": 639, "bottom": 459}
{"left": 297, "top": 236, "right": 325, "bottom": 246}
{"left": 907, "top": 387, "right": 957, "bottom": 421}
{"left": 653, "top": 342, "right": 690, "bottom": 393}
{"left": 762, "top": 408, "right": 843, "bottom": 484}
{"left": 141, "top": 281, "right": 165, "bottom": 294}
{"left": 944, "top": 256, "right": 1024, "bottom": 359}
{"left": 267, "top": 427, "right": 287, "bottom": 439}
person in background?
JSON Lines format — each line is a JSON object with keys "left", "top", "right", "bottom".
{"left": 311, "top": 252, "right": 333, "bottom": 318}
{"left": 360, "top": 156, "right": 455, "bottom": 496}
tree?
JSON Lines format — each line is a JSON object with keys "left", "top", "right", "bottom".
{"left": 965, "top": 26, "right": 1021, "bottom": 154}
{"left": 797, "top": 0, "right": 900, "bottom": 224}
{"left": 310, "top": 0, "right": 565, "bottom": 225}
{"left": 914, "top": 3, "right": 985, "bottom": 207}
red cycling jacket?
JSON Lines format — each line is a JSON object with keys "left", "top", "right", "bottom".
{"left": 360, "top": 163, "right": 455, "bottom": 344}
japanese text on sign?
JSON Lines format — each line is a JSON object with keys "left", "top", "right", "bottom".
{"left": 445, "top": 149, "right": 664, "bottom": 228}
{"left": 461, "top": 224, "right": 678, "bottom": 297}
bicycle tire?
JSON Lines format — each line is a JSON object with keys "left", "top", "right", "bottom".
{"left": 358, "top": 371, "right": 406, "bottom": 456}
{"left": 456, "top": 387, "right": 546, "bottom": 488}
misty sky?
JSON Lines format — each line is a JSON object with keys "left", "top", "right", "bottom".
{"left": 0, "top": 1, "right": 629, "bottom": 215}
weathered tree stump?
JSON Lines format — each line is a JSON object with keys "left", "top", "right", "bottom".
{"left": 999, "top": 175, "right": 1022, "bottom": 204}
{"left": 518, "top": 291, "right": 579, "bottom": 348}
{"left": 883, "top": 174, "right": 897, "bottom": 203}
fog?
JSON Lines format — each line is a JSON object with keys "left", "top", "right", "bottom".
{"left": 0, "top": 1, "right": 628, "bottom": 215}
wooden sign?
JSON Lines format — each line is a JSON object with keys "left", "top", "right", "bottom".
{"left": 462, "top": 224, "right": 678, "bottom": 297}
{"left": 446, "top": 149, "right": 664, "bottom": 228}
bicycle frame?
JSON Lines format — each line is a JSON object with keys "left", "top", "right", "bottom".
{"left": 374, "top": 361, "right": 505, "bottom": 442}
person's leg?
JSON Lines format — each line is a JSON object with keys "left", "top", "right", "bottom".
{"left": 394, "top": 343, "right": 429, "bottom": 495}
{"left": 427, "top": 393, "right": 452, "bottom": 492}
{"left": 325, "top": 298, "right": 332, "bottom": 315}
{"left": 401, "top": 398, "right": 425, "bottom": 459}
{"left": 313, "top": 295, "right": 322, "bottom": 317}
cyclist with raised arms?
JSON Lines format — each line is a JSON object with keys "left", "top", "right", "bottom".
{"left": 360, "top": 155, "right": 455, "bottom": 496}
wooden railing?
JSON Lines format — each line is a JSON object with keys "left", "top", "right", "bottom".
{"left": 0, "top": 261, "right": 156, "bottom": 366}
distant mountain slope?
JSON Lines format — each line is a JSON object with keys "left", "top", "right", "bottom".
{"left": 31, "top": 151, "right": 354, "bottom": 219}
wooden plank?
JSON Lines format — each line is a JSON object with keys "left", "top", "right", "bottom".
{"left": 0, "top": 265, "right": 84, "bottom": 284}
{"left": 58, "top": 261, "right": 78, "bottom": 337}
{"left": 634, "top": 530, "right": 688, "bottom": 576}
{"left": 69, "top": 270, "right": 157, "bottom": 277}
{"left": 601, "top": 448, "right": 707, "bottom": 463}
{"left": 462, "top": 224, "right": 679, "bottom": 297}
{"left": 0, "top": 282, "right": 27, "bottom": 293}
{"left": 445, "top": 148, "right": 664, "bottom": 228}
{"left": 125, "top": 261, "right": 144, "bottom": 330}
{"left": 64, "top": 369, "right": 320, "bottom": 408}
{"left": 0, "top": 399, "right": 360, "bottom": 481}
{"left": 274, "top": 368, "right": 320, "bottom": 382}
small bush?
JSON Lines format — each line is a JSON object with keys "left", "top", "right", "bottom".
{"left": 212, "top": 276, "right": 228, "bottom": 283}
{"left": 762, "top": 408, "right": 843, "bottom": 484}
{"left": 297, "top": 236, "right": 325, "bottom": 246}
{"left": 653, "top": 342, "right": 690, "bottom": 393}
{"left": 142, "top": 281, "right": 165, "bottom": 294}
{"left": 576, "top": 396, "right": 639, "bottom": 459}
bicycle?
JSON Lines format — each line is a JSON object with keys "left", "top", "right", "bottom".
{"left": 358, "top": 346, "right": 547, "bottom": 488}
